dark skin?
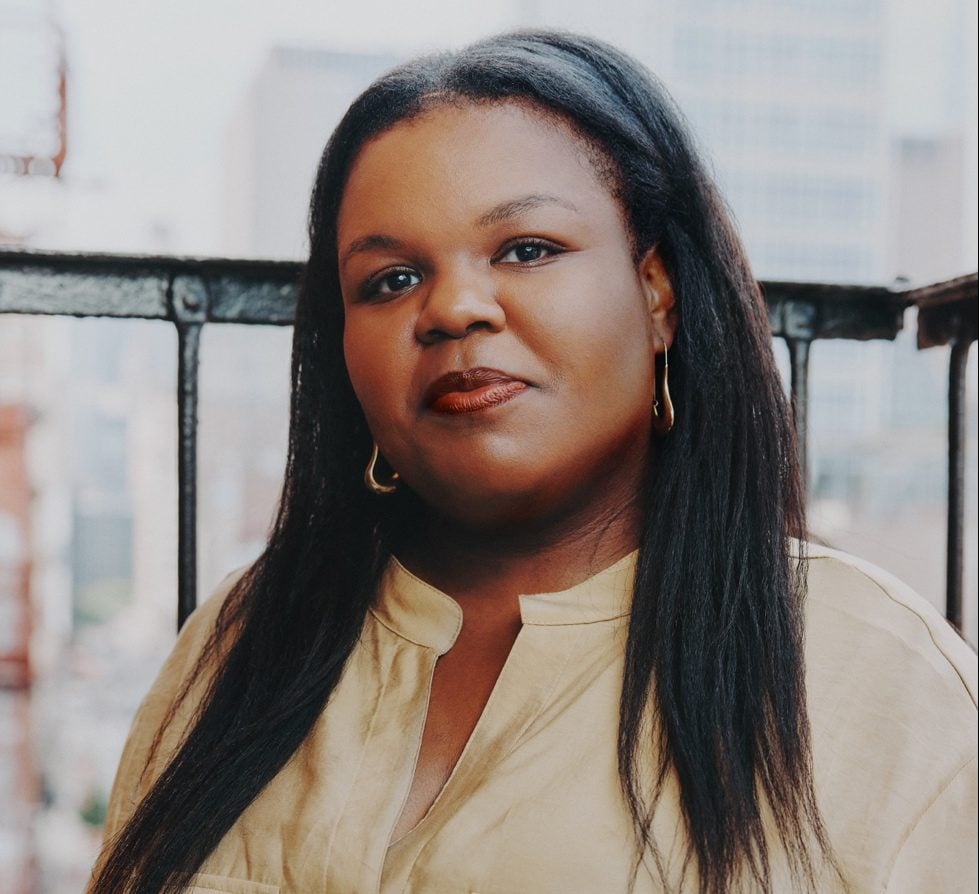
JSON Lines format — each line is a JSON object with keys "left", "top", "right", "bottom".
{"left": 337, "top": 102, "right": 677, "bottom": 840}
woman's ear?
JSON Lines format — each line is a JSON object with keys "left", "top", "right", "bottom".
{"left": 638, "top": 246, "right": 679, "bottom": 347}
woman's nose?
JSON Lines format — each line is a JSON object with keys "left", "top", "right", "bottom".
{"left": 414, "top": 267, "right": 506, "bottom": 344}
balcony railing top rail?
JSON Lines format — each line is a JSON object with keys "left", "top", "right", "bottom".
{"left": 1, "top": 247, "right": 976, "bottom": 632}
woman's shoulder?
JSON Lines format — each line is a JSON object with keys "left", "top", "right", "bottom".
{"left": 99, "top": 567, "right": 248, "bottom": 844}
{"left": 799, "top": 539, "right": 976, "bottom": 759}
{"left": 799, "top": 543, "right": 977, "bottom": 890}
{"left": 153, "top": 567, "right": 248, "bottom": 693}
{"left": 801, "top": 541, "right": 976, "bottom": 709}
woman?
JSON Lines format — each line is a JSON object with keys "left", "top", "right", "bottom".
{"left": 88, "top": 30, "right": 977, "bottom": 894}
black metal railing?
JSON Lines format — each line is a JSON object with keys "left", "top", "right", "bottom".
{"left": 1, "top": 248, "right": 976, "bottom": 632}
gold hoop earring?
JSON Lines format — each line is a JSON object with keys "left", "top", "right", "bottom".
{"left": 364, "top": 442, "right": 400, "bottom": 495}
{"left": 652, "top": 341, "right": 675, "bottom": 435}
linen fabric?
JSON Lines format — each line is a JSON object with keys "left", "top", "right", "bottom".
{"left": 91, "top": 544, "right": 978, "bottom": 893}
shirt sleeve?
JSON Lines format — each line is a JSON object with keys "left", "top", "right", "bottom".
{"left": 884, "top": 755, "right": 978, "bottom": 893}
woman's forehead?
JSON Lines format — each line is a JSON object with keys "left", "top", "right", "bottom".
{"left": 336, "top": 101, "right": 618, "bottom": 239}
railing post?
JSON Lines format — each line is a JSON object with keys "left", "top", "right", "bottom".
{"left": 786, "top": 337, "right": 812, "bottom": 489}
{"left": 782, "top": 299, "right": 818, "bottom": 490}
{"left": 946, "top": 338, "right": 970, "bottom": 632}
{"left": 171, "top": 275, "right": 208, "bottom": 630}
{"left": 914, "top": 274, "right": 977, "bottom": 635}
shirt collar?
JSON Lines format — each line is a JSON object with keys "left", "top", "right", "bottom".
{"left": 518, "top": 550, "right": 636, "bottom": 627}
{"left": 370, "top": 550, "right": 637, "bottom": 655}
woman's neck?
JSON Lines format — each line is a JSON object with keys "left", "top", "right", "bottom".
{"left": 395, "top": 490, "right": 642, "bottom": 611}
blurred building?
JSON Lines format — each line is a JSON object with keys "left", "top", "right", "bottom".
{"left": 0, "top": 405, "right": 31, "bottom": 687}
{"left": 890, "top": 134, "right": 968, "bottom": 285}
{"left": 0, "top": 404, "right": 36, "bottom": 894}
{"left": 670, "top": 1, "right": 891, "bottom": 284}
{"left": 223, "top": 47, "right": 398, "bottom": 259}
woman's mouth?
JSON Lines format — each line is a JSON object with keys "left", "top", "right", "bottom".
{"left": 425, "top": 368, "right": 529, "bottom": 415}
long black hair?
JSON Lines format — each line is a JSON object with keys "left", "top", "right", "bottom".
{"left": 92, "top": 30, "right": 832, "bottom": 894}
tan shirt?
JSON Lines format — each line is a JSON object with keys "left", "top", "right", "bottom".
{"left": 93, "top": 545, "right": 978, "bottom": 893}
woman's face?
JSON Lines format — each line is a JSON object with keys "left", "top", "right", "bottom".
{"left": 337, "top": 101, "right": 675, "bottom": 529}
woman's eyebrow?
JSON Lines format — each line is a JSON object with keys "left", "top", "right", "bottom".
{"left": 476, "top": 193, "right": 579, "bottom": 227}
{"left": 341, "top": 194, "right": 578, "bottom": 267}
{"left": 340, "top": 234, "right": 406, "bottom": 267}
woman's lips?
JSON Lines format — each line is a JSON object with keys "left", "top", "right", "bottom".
{"left": 431, "top": 380, "right": 528, "bottom": 414}
{"left": 425, "top": 368, "right": 529, "bottom": 415}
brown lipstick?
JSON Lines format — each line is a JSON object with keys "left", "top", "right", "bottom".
{"left": 425, "top": 368, "right": 528, "bottom": 415}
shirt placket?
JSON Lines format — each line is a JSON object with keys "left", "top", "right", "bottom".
{"left": 319, "top": 639, "right": 439, "bottom": 893}
{"left": 383, "top": 622, "right": 577, "bottom": 892}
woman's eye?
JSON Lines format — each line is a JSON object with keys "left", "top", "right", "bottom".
{"left": 365, "top": 268, "right": 420, "bottom": 298}
{"left": 498, "top": 240, "right": 559, "bottom": 264}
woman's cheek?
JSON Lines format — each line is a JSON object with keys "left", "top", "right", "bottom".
{"left": 343, "top": 322, "right": 382, "bottom": 407}
{"left": 345, "top": 316, "right": 412, "bottom": 433}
